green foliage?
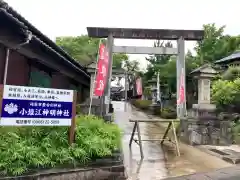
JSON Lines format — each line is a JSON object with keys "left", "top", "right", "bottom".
{"left": 211, "top": 78, "right": 240, "bottom": 112}
{"left": 144, "top": 40, "right": 173, "bottom": 82}
{"left": 143, "top": 87, "right": 151, "bottom": 97}
{"left": 142, "top": 23, "right": 240, "bottom": 109}
{"left": 113, "top": 53, "right": 129, "bottom": 69}
{"left": 123, "top": 59, "right": 140, "bottom": 73}
{"left": 146, "top": 41, "right": 173, "bottom": 65}
{"left": 195, "top": 24, "right": 240, "bottom": 64}
{"left": 222, "top": 67, "right": 240, "bottom": 81}
{"left": 231, "top": 115, "right": 240, "bottom": 144}
{"left": 76, "top": 104, "right": 81, "bottom": 114}
{"left": 160, "top": 107, "right": 177, "bottom": 119}
{"left": 132, "top": 99, "right": 151, "bottom": 110}
{"left": 56, "top": 35, "right": 101, "bottom": 65}
{"left": 56, "top": 36, "right": 128, "bottom": 67}
{"left": 0, "top": 115, "right": 121, "bottom": 176}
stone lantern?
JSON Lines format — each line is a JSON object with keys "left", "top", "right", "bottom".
{"left": 147, "top": 76, "right": 162, "bottom": 114}
{"left": 86, "top": 61, "right": 98, "bottom": 99}
{"left": 77, "top": 61, "right": 102, "bottom": 116}
{"left": 190, "top": 64, "right": 218, "bottom": 119}
{"left": 147, "top": 77, "right": 157, "bottom": 104}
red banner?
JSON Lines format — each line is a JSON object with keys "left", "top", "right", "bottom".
{"left": 94, "top": 43, "right": 109, "bottom": 96}
{"left": 177, "top": 68, "right": 185, "bottom": 105}
{"left": 136, "top": 77, "right": 143, "bottom": 96}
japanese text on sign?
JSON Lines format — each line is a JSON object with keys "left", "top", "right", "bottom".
{"left": 0, "top": 85, "right": 74, "bottom": 126}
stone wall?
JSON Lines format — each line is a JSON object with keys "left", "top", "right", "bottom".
{"left": 180, "top": 118, "right": 233, "bottom": 146}
{"left": 0, "top": 165, "right": 126, "bottom": 180}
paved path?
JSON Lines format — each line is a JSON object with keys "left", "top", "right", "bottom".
{"left": 113, "top": 102, "right": 168, "bottom": 180}
{"left": 162, "top": 165, "right": 240, "bottom": 180}
{"left": 112, "top": 101, "right": 234, "bottom": 180}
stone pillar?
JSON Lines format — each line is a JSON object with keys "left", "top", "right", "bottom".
{"left": 198, "top": 79, "right": 211, "bottom": 104}
{"left": 177, "top": 37, "right": 186, "bottom": 118}
{"left": 105, "top": 33, "right": 114, "bottom": 113}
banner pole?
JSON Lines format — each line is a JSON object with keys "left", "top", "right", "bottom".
{"left": 88, "top": 39, "right": 102, "bottom": 115}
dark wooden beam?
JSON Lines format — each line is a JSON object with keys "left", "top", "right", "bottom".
{"left": 87, "top": 27, "right": 204, "bottom": 41}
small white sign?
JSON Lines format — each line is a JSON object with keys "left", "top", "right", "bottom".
{"left": 112, "top": 101, "right": 125, "bottom": 112}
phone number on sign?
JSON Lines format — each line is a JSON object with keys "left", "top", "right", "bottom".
{"left": 16, "top": 119, "right": 60, "bottom": 125}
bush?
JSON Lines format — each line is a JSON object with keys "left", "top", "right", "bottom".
{"left": 143, "top": 87, "right": 151, "bottom": 99}
{"left": 0, "top": 115, "right": 121, "bottom": 176}
{"left": 231, "top": 119, "right": 240, "bottom": 144}
{"left": 160, "top": 107, "right": 177, "bottom": 119}
{"left": 222, "top": 67, "right": 240, "bottom": 81}
{"left": 76, "top": 104, "right": 81, "bottom": 114}
{"left": 132, "top": 99, "right": 151, "bottom": 110}
{"left": 211, "top": 78, "right": 240, "bottom": 112}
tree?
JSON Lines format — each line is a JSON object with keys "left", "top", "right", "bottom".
{"left": 146, "top": 40, "right": 173, "bottom": 65}
{"left": 211, "top": 78, "right": 240, "bottom": 112}
{"left": 56, "top": 35, "right": 100, "bottom": 65}
{"left": 56, "top": 35, "right": 129, "bottom": 67}
{"left": 113, "top": 53, "right": 129, "bottom": 69}
{"left": 195, "top": 23, "right": 240, "bottom": 64}
{"left": 144, "top": 40, "right": 173, "bottom": 83}
{"left": 222, "top": 67, "right": 240, "bottom": 81}
{"left": 123, "top": 59, "right": 141, "bottom": 93}
{"left": 123, "top": 59, "right": 140, "bottom": 73}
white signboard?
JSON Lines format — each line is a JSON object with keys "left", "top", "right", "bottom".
{"left": 0, "top": 85, "right": 74, "bottom": 126}
{"left": 112, "top": 101, "right": 125, "bottom": 112}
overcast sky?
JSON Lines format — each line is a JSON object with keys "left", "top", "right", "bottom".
{"left": 5, "top": 0, "right": 240, "bottom": 70}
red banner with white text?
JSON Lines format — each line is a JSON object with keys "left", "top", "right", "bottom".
{"left": 136, "top": 77, "right": 143, "bottom": 96}
{"left": 94, "top": 43, "right": 109, "bottom": 96}
{"left": 177, "top": 68, "right": 185, "bottom": 105}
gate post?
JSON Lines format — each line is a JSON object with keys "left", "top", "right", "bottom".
{"left": 105, "top": 33, "right": 114, "bottom": 114}
{"left": 177, "top": 36, "right": 187, "bottom": 118}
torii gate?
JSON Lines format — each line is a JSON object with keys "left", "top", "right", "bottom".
{"left": 87, "top": 27, "right": 204, "bottom": 118}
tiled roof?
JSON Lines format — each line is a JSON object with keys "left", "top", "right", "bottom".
{"left": 215, "top": 52, "right": 240, "bottom": 64}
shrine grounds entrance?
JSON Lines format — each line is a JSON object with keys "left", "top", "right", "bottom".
{"left": 87, "top": 27, "right": 204, "bottom": 158}
{"left": 87, "top": 27, "right": 204, "bottom": 118}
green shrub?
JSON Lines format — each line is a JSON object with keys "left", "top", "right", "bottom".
{"left": 160, "top": 107, "right": 177, "bottom": 119}
{"left": 211, "top": 78, "right": 240, "bottom": 112}
{"left": 143, "top": 87, "right": 151, "bottom": 98}
{"left": 76, "top": 104, "right": 81, "bottom": 114}
{"left": 0, "top": 115, "right": 121, "bottom": 176}
{"left": 231, "top": 119, "right": 240, "bottom": 144}
{"left": 222, "top": 67, "right": 240, "bottom": 81}
{"left": 132, "top": 99, "right": 151, "bottom": 110}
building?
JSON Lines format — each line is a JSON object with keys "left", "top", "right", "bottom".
{"left": 0, "top": 0, "right": 90, "bottom": 102}
{"left": 215, "top": 51, "right": 240, "bottom": 68}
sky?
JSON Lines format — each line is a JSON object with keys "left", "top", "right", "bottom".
{"left": 5, "top": 0, "right": 240, "bottom": 70}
